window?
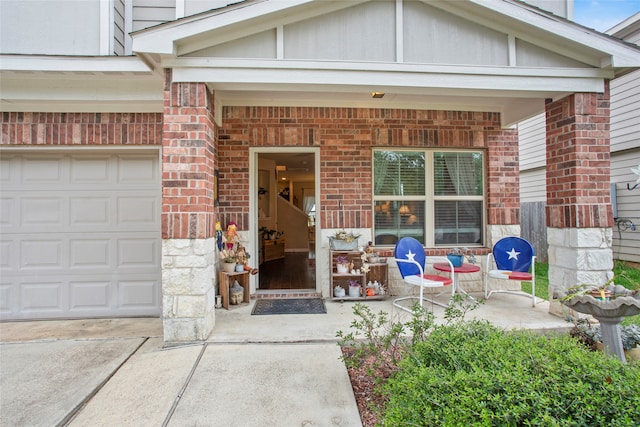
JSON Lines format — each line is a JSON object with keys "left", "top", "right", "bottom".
{"left": 373, "top": 150, "right": 484, "bottom": 247}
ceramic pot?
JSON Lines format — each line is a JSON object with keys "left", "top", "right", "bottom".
{"left": 334, "top": 286, "right": 345, "bottom": 298}
{"left": 222, "top": 262, "right": 236, "bottom": 273}
{"left": 349, "top": 285, "right": 361, "bottom": 298}
{"left": 337, "top": 264, "right": 349, "bottom": 274}
{"left": 447, "top": 254, "right": 463, "bottom": 267}
{"left": 235, "top": 264, "right": 245, "bottom": 272}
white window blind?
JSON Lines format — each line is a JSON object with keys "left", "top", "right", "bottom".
{"left": 373, "top": 149, "right": 484, "bottom": 247}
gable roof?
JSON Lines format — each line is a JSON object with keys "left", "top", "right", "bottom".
{"left": 130, "top": 0, "right": 640, "bottom": 127}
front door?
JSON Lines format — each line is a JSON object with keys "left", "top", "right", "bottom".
{"left": 253, "top": 149, "right": 318, "bottom": 292}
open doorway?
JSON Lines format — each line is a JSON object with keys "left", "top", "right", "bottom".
{"left": 256, "top": 150, "right": 317, "bottom": 292}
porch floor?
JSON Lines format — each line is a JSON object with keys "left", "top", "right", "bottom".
{"left": 209, "top": 292, "right": 572, "bottom": 343}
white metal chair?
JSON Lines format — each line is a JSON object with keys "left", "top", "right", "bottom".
{"left": 484, "top": 236, "right": 537, "bottom": 306}
{"left": 393, "top": 237, "right": 454, "bottom": 312}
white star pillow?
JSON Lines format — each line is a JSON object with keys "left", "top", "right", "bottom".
{"left": 506, "top": 248, "right": 520, "bottom": 260}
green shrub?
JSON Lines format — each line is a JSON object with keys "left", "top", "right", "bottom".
{"left": 383, "top": 321, "right": 640, "bottom": 426}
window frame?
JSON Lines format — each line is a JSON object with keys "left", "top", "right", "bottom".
{"left": 372, "top": 148, "right": 486, "bottom": 248}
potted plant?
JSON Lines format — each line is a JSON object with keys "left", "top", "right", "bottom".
{"left": 335, "top": 255, "right": 350, "bottom": 274}
{"left": 329, "top": 230, "right": 361, "bottom": 250}
{"left": 348, "top": 279, "right": 361, "bottom": 298}
{"left": 447, "top": 247, "right": 476, "bottom": 267}
{"left": 219, "top": 248, "right": 237, "bottom": 273}
{"left": 259, "top": 227, "right": 279, "bottom": 240}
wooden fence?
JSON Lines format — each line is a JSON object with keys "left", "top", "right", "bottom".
{"left": 521, "top": 201, "right": 548, "bottom": 263}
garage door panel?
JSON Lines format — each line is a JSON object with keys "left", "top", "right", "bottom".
{"left": 118, "top": 156, "right": 159, "bottom": 184}
{"left": 117, "top": 238, "right": 159, "bottom": 268}
{"left": 70, "top": 156, "right": 111, "bottom": 183}
{"left": 69, "top": 281, "right": 111, "bottom": 311}
{"left": 119, "top": 280, "right": 159, "bottom": 309}
{"left": 69, "top": 239, "right": 111, "bottom": 268}
{"left": 0, "top": 283, "right": 13, "bottom": 312}
{"left": 21, "top": 282, "right": 66, "bottom": 313}
{"left": 0, "top": 151, "right": 161, "bottom": 320}
{"left": 70, "top": 197, "right": 111, "bottom": 226}
{"left": 0, "top": 156, "right": 14, "bottom": 183}
{"left": 21, "top": 198, "right": 64, "bottom": 226}
{"left": 20, "top": 240, "right": 64, "bottom": 270}
{"left": 0, "top": 197, "right": 13, "bottom": 227}
{"left": 117, "top": 196, "right": 159, "bottom": 226}
{"left": 23, "top": 157, "right": 65, "bottom": 185}
{"left": 0, "top": 241, "right": 11, "bottom": 269}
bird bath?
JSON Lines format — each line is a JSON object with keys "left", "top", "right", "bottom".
{"left": 561, "top": 285, "right": 640, "bottom": 363}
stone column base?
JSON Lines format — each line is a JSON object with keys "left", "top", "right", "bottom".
{"left": 162, "top": 238, "right": 217, "bottom": 342}
{"left": 547, "top": 227, "right": 613, "bottom": 317}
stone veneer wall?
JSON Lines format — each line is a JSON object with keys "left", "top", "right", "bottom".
{"left": 162, "top": 238, "right": 217, "bottom": 341}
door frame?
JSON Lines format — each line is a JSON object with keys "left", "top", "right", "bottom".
{"left": 249, "top": 147, "right": 320, "bottom": 293}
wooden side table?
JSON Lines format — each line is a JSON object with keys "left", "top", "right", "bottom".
{"left": 219, "top": 270, "right": 250, "bottom": 309}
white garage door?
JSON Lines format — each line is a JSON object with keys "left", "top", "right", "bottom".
{"left": 0, "top": 151, "right": 161, "bottom": 320}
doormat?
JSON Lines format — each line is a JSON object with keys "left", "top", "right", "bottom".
{"left": 251, "top": 298, "right": 327, "bottom": 315}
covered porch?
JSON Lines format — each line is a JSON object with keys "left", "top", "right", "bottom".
{"left": 129, "top": 0, "right": 640, "bottom": 343}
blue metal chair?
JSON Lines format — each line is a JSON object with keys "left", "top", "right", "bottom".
{"left": 484, "top": 236, "right": 537, "bottom": 306}
{"left": 393, "top": 237, "right": 454, "bottom": 312}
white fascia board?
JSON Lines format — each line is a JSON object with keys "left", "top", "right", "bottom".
{"left": 169, "top": 60, "right": 609, "bottom": 94}
{"left": 176, "top": 66, "right": 604, "bottom": 95}
{"left": 464, "top": 0, "right": 640, "bottom": 67}
{"left": 0, "top": 55, "right": 153, "bottom": 73}
{"left": 606, "top": 12, "right": 640, "bottom": 38}
{"left": 164, "top": 58, "right": 612, "bottom": 78}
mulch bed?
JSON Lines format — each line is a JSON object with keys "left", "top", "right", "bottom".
{"left": 341, "top": 347, "right": 396, "bottom": 427}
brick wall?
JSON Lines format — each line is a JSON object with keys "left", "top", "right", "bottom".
{"left": 162, "top": 75, "right": 217, "bottom": 239}
{"left": 486, "top": 129, "right": 521, "bottom": 225}
{"left": 0, "top": 112, "right": 162, "bottom": 145}
{"left": 218, "top": 107, "right": 518, "bottom": 230}
{"left": 545, "top": 84, "right": 612, "bottom": 228}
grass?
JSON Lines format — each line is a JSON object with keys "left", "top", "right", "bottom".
{"left": 520, "top": 260, "right": 640, "bottom": 326}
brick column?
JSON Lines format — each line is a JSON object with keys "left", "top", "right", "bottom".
{"left": 485, "top": 127, "right": 522, "bottom": 245}
{"left": 162, "top": 71, "right": 218, "bottom": 342}
{"left": 545, "top": 84, "right": 613, "bottom": 315}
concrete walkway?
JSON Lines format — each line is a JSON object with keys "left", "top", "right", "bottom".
{"left": 0, "top": 294, "right": 571, "bottom": 427}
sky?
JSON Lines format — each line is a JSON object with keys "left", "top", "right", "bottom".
{"left": 573, "top": 0, "right": 640, "bottom": 32}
